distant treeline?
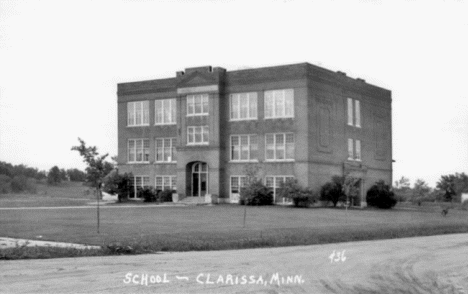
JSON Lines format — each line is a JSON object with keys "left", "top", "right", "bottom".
{"left": 0, "top": 161, "right": 87, "bottom": 194}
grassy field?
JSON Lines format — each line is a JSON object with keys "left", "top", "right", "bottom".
{"left": 0, "top": 181, "right": 94, "bottom": 207}
{"left": 2, "top": 203, "right": 468, "bottom": 258}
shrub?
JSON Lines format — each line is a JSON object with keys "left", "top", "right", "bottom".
{"left": 320, "top": 176, "right": 346, "bottom": 207}
{"left": 158, "top": 189, "right": 173, "bottom": 202}
{"left": 10, "top": 175, "right": 37, "bottom": 194}
{"left": 140, "top": 187, "right": 157, "bottom": 202}
{"left": 0, "top": 174, "right": 12, "bottom": 194}
{"left": 240, "top": 180, "right": 273, "bottom": 206}
{"left": 278, "top": 178, "right": 317, "bottom": 207}
{"left": 366, "top": 180, "right": 397, "bottom": 209}
{"left": 103, "top": 172, "right": 133, "bottom": 202}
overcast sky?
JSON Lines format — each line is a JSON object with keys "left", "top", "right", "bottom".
{"left": 0, "top": 0, "right": 467, "bottom": 187}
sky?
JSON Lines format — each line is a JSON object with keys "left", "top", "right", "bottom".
{"left": 0, "top": 0, "right": 467, "bottom": 187}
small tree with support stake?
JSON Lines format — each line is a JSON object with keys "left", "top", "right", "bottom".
{"left": 72, "top": 138, "right": 113, "bottom": 234}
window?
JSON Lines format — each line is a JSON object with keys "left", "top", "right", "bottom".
{"left": 348, "top": 138, "right": 361, "bottom": 161}
{"left": 230, "top": 92, "right": 257, "bottom": 120}
{"left": 355, "top": 139, "right": 361, "bottom": 161}
{"left": 231, "top": 135, "right": 258, "bottom": 161}
{"left": 355, "top": 100, "right": 361, "bottom": 127}
{"left": 348, "top": 138, "right": 354, "bottom": 160}
{"left": 127, "top": 101, "right": 149, "bottom": 126}
{"left": 265, "top": 133, "right": 295, "bottom": 161}
{"left": 155, "top": 138, "right": 177, "bottom": 162}
{"left": 155, "top": 176, "right": 177, "bottom": 193}
{"left": 265, "top": 176, "right": 294, "bottom": 203}
{"left": 230, "top": 176, "right": 248, "bottom": 203}
{"left": 155, "top": 99, "right": 176, "bottom": 125}
{"left": 187, "top": 126, "right": 209, "bottom": 145}
{"left": 347, "top": 98, "right": 361, "bottom": 128}
{"left": 264, "top": 89, "right": 294, "bottom": 119}
{"left": 130, "top": 176, "right": 150, "bottom": 198}
{"left": 187, "top": 94, "right": 208, "bottom": 116}
{"left": 128, "top": 139, "right": 149, "bottom": 163}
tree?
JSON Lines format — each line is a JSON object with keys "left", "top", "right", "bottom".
{"left": 393, "top": 176, "right": 411, "bottom": 202}
{"left": 342, "top": 174, "right": 361, "bottom": 207}
{"left": 366, "top": 180, "right": 397, "bottom": 209}
{"left": 66, "top": 168, "right": 87, "bottom": 182}
{"left": 320, "top": 176, "right": 346, "bottom": 207}
{"left": 47, "top": 166, "right": 62, "bottom": 185}
{"left": 436, "top": 173, "right": 468, "bottom": 202}
{"left": 412, "top": 179, "right": 431, "bottom": 205}
{"left": 71, "top": 138, "right": 114, "bottom": 233}
{"left": 60, "top": 168, "right": 68, "bottom": 181}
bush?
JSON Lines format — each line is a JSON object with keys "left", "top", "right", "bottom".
{"left": 278, "top": 178, "right": 317, "bottom": 207}
{"left": 140, "top": 187, "right": 157, "bottom": 202}
{"left": 158, "top": 189, "right": 173, "bottom": 202}
{"left": 0, "top": 174, "right": 12, "bottom": 194}
{"left": 10, "top": 175, "right": 37, "bottom": 194}
{"left": 320, "top": 176, "right": 346, "bottom": 207}
{"left": 103, "top": 172, "right": 133, "bottom": 202}
{"left": 240, "top": 180, "right": 273, "bottom": 206}
{"left": 366, "top": 180, "right": 397, "bottom": 209}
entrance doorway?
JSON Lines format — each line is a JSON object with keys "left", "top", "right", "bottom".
{"left": 191, "top": 162, "right": 208, "bottom": 197}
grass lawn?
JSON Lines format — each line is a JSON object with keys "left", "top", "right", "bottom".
{"left": 2, "top": 204, "right": 468, "bottom": 258}
{"left": 0, "top": 181, "right": 94, "bottom": 207}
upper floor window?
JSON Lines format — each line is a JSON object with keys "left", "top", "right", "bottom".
{"left": 265, "top": 133, "right": 295, "bottom": 161}
{"left": 155, "top": 99, "right": 176, "bottom": 125}
{"left": 128, "top": 139, "right": 150, "bottom": 163}
{"left": 187, "top": 94, "right": 208, "bottom": 116}
{"left": 230, "top": 92, "right": 258, "bottom": 120}
{"left": 348, "top": 138, "right": 361, "bottom": 161}
{"left": 187, "top": 126, "right": 209, "bottom": 145}
{"left": 264, "top": 89, "right": 294, "bottom": 119}
{"left": 231, "top": 135, "right": 258, "bottom": 161}
{"left": 155, "top": 138, "right": 177, "bottom": 162}
{"left": 128, "top": 101, "right": 149, "bottom": 126}
{"left": 347, "top": 98, "right": 361, "bottom": 127}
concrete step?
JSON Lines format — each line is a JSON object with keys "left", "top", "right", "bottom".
{"left": 178, "top": 196, "right": 209, "bottom": 205}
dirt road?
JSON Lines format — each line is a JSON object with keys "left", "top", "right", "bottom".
{"left": 2, "top": 233, "right": 468, "bottom": 293}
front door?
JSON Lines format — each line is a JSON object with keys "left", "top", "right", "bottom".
{"left": 192, "top": 162, "right": 208, "bottom": 197}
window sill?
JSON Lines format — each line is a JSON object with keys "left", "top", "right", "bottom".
{"left": 186, "top": 143, "right": 209, "bottom": 146}
{"left": 127, "top": 161, "right": 150, "bottom": 164}
{"left": 186, "top": 114, "right": 209, "bottom": 117}
{"left": 154, "top": 123, "right": 177, "bottom": 126}
{"left": 154, "top": 162, "right": 177, "bottom": 164}
{"left": 229, "top": 118, "right": 258, "bottom": 122}
{"left": 347, "top": 158, "right": 362, "bottom": 162}
{"left": 127, "top": 124, "right": 150, "bottom": 128}
{"left": 229, "top": 160, "right": 259, "bottom": 163}
{"left": 264, "top": 159, "right": 295, "bottom": 163}
{"left": 264, "top": 116, "right": 294, "bottom": 120}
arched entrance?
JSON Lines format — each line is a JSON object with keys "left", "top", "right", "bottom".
{"left": 190, "top": 162, "right": 208, "bottom": 197}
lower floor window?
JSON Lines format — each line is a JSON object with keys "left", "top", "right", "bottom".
{"left": 130, "top": 176, "right": 150, "bottom": 198}
{"left": 265, "top": 176, "right": 294, "bottom": 203}
{"left": 230, "top": 176, "right": 248, "bottom": 203}
{"left": 155, "top": 176, "right": 177, "bottom": 193}
{"left": 348, "top": 138, "right": 362, "bottom": 161}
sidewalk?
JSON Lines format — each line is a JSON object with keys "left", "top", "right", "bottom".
{"left": 0, "top": 237, "right": 100, "bottom": 250}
